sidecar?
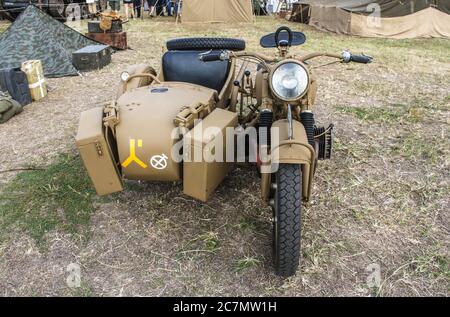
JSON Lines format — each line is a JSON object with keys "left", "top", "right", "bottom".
{"left": 76, "top": 38, "right": 246, "bottom": 201}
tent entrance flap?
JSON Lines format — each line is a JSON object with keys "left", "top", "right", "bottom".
{"left": 183, "top": 0, "right": 254, "bottom": 23}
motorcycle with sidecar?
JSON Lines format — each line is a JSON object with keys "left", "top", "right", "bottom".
{"left": 76, "top": 26, "right": 372, "bottom": 276}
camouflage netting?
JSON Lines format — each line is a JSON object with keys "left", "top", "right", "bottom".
{"left": 0, "top": 5, "right": 99, "bottom": 77}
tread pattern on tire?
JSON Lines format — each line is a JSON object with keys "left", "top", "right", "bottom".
{"left": 274, "top": 164, "right": 302, "bottom": 277}
{"left": 166, "top": 38, "right": 246, "bottom": 51}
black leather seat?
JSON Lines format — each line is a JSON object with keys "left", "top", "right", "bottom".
{"left": 162, "top": 50, "right": 230, "bottom": 93}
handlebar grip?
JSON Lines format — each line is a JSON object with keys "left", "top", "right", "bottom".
{"left": 199, "top": 51, "right": 224, "bottom": 62}
{"left": 350, "top": 54, "right": 373, "bottom": 64}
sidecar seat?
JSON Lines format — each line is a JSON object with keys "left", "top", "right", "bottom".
{"left": 162, "top": 50, "right": 230, "bottom": 93}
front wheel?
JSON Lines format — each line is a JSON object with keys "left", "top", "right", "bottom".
{"left": 272, "top": 164, "right": 302, "bottom": 277}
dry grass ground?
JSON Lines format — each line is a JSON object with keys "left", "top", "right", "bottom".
{"left": 0, "top": 16, "right": 449, "bottom": 297}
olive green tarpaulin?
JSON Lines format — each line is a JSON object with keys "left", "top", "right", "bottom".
{"left": 0, "top": 5, "right": 99, "bottom": 77}
{"left": 183, "top": 0, "right": 254, "bottom": 23}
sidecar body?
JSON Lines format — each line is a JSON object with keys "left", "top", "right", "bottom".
{"left": 76, "top": 47, "right": 238, "bottom": 201}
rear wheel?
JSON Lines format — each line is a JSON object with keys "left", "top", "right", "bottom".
{"left": 272, "top": 164, "right": 302, "bottom": 277}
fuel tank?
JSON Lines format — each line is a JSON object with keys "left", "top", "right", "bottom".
{"left": 116, "top": 82, "right": 217, "bottom": 181}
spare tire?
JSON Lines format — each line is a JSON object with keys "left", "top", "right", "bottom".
{"left": 166, "top": 38, "right": 246, "bottom": 51}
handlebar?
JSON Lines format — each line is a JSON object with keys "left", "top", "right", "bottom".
{"left": 198, "top": 50, "right": 373, "bottom": 65}
{"left": 198, "top": 51, "right": 228, "bottom": 62}
{"left": 342, "top": 51, "right": 373, "bottom": 64}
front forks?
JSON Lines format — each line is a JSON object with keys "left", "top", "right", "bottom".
{"left": 287, "top": 104, "right": 293, "bottom": 140}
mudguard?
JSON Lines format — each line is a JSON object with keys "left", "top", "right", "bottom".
{"left": 261, "top": 119, "right": 315, "bottom": 202}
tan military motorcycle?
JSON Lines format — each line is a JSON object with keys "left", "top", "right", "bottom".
{"left": 76, "top": 26, "right": 372, "bottom": 276}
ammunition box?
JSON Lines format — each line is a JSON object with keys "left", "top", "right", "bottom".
{"left": 88, "top": 20, "right": 123, "bottom": 33}
{"left": 76, "top": 107, "right": 123, "bottom": 196}
{"left": 183, "top": 108, "right": 238, "bottom": 202}
{"left": 85, "top": 32, "right": 128, "bottom": 50}
{"left": 72, "top": 45, "right": 112, "bottom": 72}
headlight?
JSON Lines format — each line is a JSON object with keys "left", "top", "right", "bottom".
{"left": 270, "top": 62, "right": 309, "bottom": 101}
{"left": 120, "top": 71, "right": 130, "bottom": 82}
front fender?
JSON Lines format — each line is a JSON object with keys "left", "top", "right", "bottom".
{"left": 261, "top": 119, "right": 315, "bottom": 202}
{"left": 271, "top": 119, "right": 314, "bottom": 165}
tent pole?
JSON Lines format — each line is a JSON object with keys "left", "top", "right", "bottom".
{"left": 300, "top": 3, "right": 303, "bottom": 23}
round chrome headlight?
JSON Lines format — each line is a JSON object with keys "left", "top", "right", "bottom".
{"left": 120, "top": 71, "right": 130, "bottom": 82}
{"left": 270, "top": 62, "right": 309, "bottom": 101}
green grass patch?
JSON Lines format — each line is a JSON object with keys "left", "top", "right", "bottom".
{"left": 0, "top": 154, "right": 98, "bottom": 247}
{"left": 70, "top": 283, "right": 95, "bottom": 297}
{"left": 335, "top": 104, "right": 424, "bottom": 123}
{"left": 177, "top": 231, "right": 220, "bottom": 257}
{"left": 412, "top": 248, "right": 450, "bottom": 280}
{"left": 238, "top": 216, "right": 266, "bottom": 233}
{"left": 198, "top": 231, "right": 220, "bottom": 252}
{"left": 234, "top": 257, "right": 261, "bottom": 273}
{"left": 390, "top": 133, "right": 445, "bottom": 164}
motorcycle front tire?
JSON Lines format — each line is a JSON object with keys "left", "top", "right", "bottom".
{"left": 272, "top": 164, "right": 302, "bottom": 277}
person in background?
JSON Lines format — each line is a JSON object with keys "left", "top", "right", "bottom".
{"left": 173, "top": 0, "right": 180, "bottom": 16}
{"left": 156, "top": 0, "right": 165, "bottom": 16}
{"left": 123, "top": 0, "right": 135, "bottom": 20}
{"left": 133, "top": 0, "right": 142, "bottom": 18}
{"left": 147, "top": 0, "right": 157, "bottom": 17}
{"left": 86, "top": 0, "right": 97, "bottom": 20}
{"left": 108, "top": 0, "right": 120, "bottom": 14}
{"left": 166, "top": 0, "right": 173, "bottom": 16}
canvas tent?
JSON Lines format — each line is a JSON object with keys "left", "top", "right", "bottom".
{"left": 183, "top": 0, "right": 254, "bottom": 23}
{"left": 0, "top": 5, "right": 99, "bottom": 77}
{"left": 295, "top": 0, "right": 450, "bottom": 39}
